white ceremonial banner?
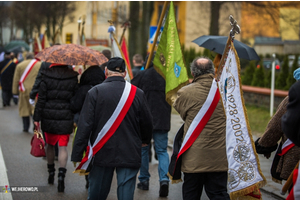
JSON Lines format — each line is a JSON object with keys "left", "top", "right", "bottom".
{"left": 218, "top": 44, "right": 266, "bottom": 199}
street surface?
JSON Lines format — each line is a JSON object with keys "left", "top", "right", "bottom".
{"left": 0, "top": 99, "right": 285, "bottom": 200}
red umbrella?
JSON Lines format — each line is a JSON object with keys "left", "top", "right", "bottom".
{"left": 35, "top": 44, "right": 108, "bottom": 66}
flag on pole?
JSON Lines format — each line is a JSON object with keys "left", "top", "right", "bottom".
{"left": 217, "top": 40, "right": 266, "bottom": 200}
{"left": 287, "top": 165, "right": 300, "bottom": 200}
{"left": 33, "top": 34, "right": 42, "bottom": 55}
{"left": 152, "top": 1, "right": 189, "bottom": 105}
{"left": 41, "top": 33, "right": 50, "bottom": 49}
{"left": 108, "top": 25, "right": 132, "bottom": 82}
{"left": 120, "top": 37, "right": 133, "bottom": 79}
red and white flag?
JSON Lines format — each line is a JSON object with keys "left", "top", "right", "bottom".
{"left": 120, "top": 37, "right": 133, "bottom": 79}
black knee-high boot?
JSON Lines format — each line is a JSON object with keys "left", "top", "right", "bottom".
{"left": 57, "top": 168, "right": 67, "bottom": 192}
{"left": 47, "top": 164, "right": 55, "bottom": 184}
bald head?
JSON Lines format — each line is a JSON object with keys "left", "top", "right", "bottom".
{"left": 190, "top": 57, "right": 215, "bottom": 78}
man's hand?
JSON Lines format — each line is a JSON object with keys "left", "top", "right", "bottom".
{"left": 29, "top": 98, "right": 35, "bottom": 105}
{"left": 142, "top": 144, "right": 148, "bottom": 147}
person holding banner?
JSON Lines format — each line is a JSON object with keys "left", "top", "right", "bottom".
{"left": 12, "top": 53, "right": 41, "bottom": 132}
{"left": 132, "top": 53, "right": 171, "bottom": 197}
{"left": 255, "top": 69, "right": 300, "bottom": 186}
{"left": 71, "top": 57, "right": 153, "bottom": 200}
{"left": 173, "top": 57, "right": 230, "bottom": 200}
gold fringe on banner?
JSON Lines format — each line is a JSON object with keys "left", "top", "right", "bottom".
{"left": 167, "top": 172, "right": 183, "bottom": 184}
{"left": 229, "top": 43, "right": 266, "bottom": 199}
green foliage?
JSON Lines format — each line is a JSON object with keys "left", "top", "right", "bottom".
{"left": 245, "top": 104, "right": 272, "bottom": 136}
{"left": 202, "top": 49, "right": 214, "bottom": 60}
{"left": 242, "top": 61, "right": 256, "bottom": 85}
{"left": 265, "top": 70, "right": 271, "bottom": 88}
{"left": 285, "top": 55, "right": 298, "bottom": 90}
{"left": 251, "top": 60, "right": 265, "bottom": 87}
{"left": 276, "top": 56, "right": 289, "bottom": 90}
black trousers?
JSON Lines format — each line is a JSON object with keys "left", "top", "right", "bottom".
{"left": 183, "top": 171, "right": 230, "bottom": 200}
{"left": 22, "top": 116, "right": 30, "bottom": 131}
{"left": 2, "top": 89, "right": 12, "bottom": 106}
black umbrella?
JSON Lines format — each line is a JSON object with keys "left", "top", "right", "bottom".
{"left": 192, "top": 35, "right": 260, "bottom": 61}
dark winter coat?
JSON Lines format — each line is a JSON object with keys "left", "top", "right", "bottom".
{"left": 30, "top": 62, "right": 51, "bottom": 99}
{"left": 282, "top": 80, "right": 300, "bottom": 146}
{"left": 70, "top": 66, "right": 105, "bottom": 124}
{"left": 71, "top": 76, "right": 153, "bottom": 168}
{"left": 33, "top": 66, "right": 79, "bottom": 134}
{"left": 0, "top": 58, "right": 16, "bottom": 91}
{"left": 132, "top": 66, "right": 143, "bottom": 78}
{"left": 131, "top": 64, "right": 171, "bottom": 132}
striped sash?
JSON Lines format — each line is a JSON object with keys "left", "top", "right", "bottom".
{"left": 19, "top": 59, "right": 38, "bottom": 92}
{"left": 74, "top": 81, "right": 137, "bottom": 175}
{"left": 1, "top": 60, "right": 13, "bottom": 74}
{"left": 176, "top": 79, "right": 220, "bottom": 160}
{"left": 278, "top": 139, "right": 295, "bottom": 156}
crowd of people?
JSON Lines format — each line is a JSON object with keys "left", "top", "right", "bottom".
{"left": 1, "top": 46, "right": 300, "bottom": 200}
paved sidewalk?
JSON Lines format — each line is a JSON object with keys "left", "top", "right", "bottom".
{"left": 168, "top": 114, "right": 288, "bottom": 200}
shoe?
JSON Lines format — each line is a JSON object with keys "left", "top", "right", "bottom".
{"left": 23, "top": 130, "right": 29, "bottom": 133}
{"left": 47, "top": 164, "right": 55, "bottom": 185}
{"left": 137, "top": 180, "right": 149, "bottom": 190}
{"left": 159, "top": 181, "right": 169, "bottom": 197}
{"left": 85, "top": 175, "right": 89, "bottom": 189}
{"left": 57, "top": 168, "right": 66, "bottom": 192}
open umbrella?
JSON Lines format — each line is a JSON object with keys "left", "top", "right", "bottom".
{"left": 35, "top": 44, "right": 108, "bottom": 66}
{"left": 192, "top": 35, "right": 260, "bottom": 61}
{"left": 4, "top": 40, "right": 30, "bottom": 51}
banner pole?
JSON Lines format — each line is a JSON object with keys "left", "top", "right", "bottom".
{"left": 145, "top": 1, "right": 168, "bottom": 69}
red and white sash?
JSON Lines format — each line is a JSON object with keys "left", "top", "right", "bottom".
{"left": 19, "top": 59, "right": 38, "bottom": 92}
{"left": 75, "top": 81, "right": 137, "bottom": 173}
{"left": 177, "top": 79, "right": 220, "bottom": 160}
{"left": 278, "top": 139, "right": 295, "bottom": 156}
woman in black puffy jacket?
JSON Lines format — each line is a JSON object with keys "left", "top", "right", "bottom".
{"left": 70, "top": 65, "right": 105, "bottom": 125}
{"left": 33, "top": 64, "right": 78, "bottom": 193}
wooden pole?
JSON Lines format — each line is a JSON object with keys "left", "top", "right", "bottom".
{"left": 145, "top": 1, "right": 168, "bottom": 69}
{"left": 281, "top": 161, "right": 299, "bottom": 195}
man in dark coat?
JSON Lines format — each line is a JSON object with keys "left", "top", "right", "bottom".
{"left": 71, "top": 57, "right": 153, "bottom": 200}
{"left": 0, "top": 52, "right": 17, "bottom": 107}
{"left": 131, "top": 54, "right": 144, "bottom": 78}
{"left": 131, "top": 54, "right": 171, "bottom": 197}
{"left": 282, "top": 68, "right": 300, "bottom": 146}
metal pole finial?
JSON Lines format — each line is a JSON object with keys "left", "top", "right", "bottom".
{"left": 229, "top": 15, "right": 241, "bottom": 40}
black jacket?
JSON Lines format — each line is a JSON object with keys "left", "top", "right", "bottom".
{"left": 0, "top": 58, "right": 16, "bottom": 91}
{"left": 33, "top": 66, "right": 78, "bottom": 134}
{"left": 131, "top": 65, "right": 171, "bottom": 132}
{"left": 71, "top": 76, "right": 153, "bottom": 168}
{"left": 30, "top": 62, "right": 51, "bottom": 99}
{"left": 282, "top": 80, "right": 300, "bottom": 146}
{"left": 70, "top": 66, "right": 105, "bottom": 124}
{"left": 132, "top": 66, "right": 143, "bottom": 78}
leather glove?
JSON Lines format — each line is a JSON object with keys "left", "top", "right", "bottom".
{"left": 13, "top": 95, "right": 19, "bottom": 99}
